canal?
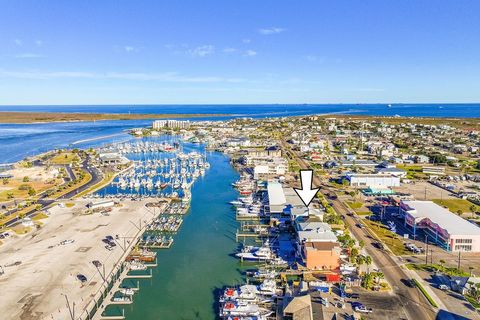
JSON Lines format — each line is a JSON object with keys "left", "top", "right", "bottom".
{"left": 106, "top": 146, "right": 243, "bottom": 319}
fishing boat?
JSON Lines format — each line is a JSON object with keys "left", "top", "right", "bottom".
{"left": 236, "top": 241, "right": 275, "bottom": 261}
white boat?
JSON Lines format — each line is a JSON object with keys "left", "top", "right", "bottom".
{"left": 257, "top": 279, "right": 277, "bottom": 296}
{"left": 220, "top": 285, "right": 258, "bottom": 303}
{"left": 119, "top": 288, "right": 135, "bottom": 296}
{"left": 236, "top": 242, "right": 275, "bottom": 261}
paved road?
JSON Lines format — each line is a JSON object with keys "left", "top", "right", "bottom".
{"left": 3, "top": 155, "right": 102, "bottom": 229}
{"left": 59, "top": 156, "right": 102, "bottom": 199}
{"left": 280, "top": 140, "right": 437, "bottom": 320}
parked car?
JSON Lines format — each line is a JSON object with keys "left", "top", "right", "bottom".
{"left": 77, "top": 274, "right": 87, "bottom": 283}
{"left": 354, "top": 305, "right": 373, "bottom": 313}
{"left": 374, "top": 242, "right": 385, "bottom": 250}
{"left": 438, "top": 284, "right": 450, "bottom": 291}
{"left": 92, "top": 260, "right": 102, "bottom": 268}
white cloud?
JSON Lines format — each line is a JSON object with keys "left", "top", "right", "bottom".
{"left": 0, "top": 69, "right": 247, "bottom": 83}
{"left": 188, "top": 45, "right": 215, "bottom": 57}
{"left": 304, "top": 55, "right": 326, "bottom": 63}
{"left": 223, "top": 47, "right": 237, "bottom": 53}
{"left": 35, "top": 40, "right": 43, "bottom": 46}
{"left": 123, "top": 45, "right": 142, "bottom": 53}
{"left": 14, "top": 53, "right": 44, "bottom": 59}
{"left": 244, "top": 50, "right": 257, "bottom": 57}
{"left": 124, "top": 46, "right": 135, "bottom": 52}
{"left": 352, "top": 88, "right": 385, "bottom": 92}
{"left": 14, "top": 39, "right": 23, "bottom": 46}
{"left": 242, "top": 38, "right": 251, "bottom": 44}
{"left": 258, "top": 27, "right": 286, "bottom": 35}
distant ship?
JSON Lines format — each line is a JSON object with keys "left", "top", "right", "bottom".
{"left": 387, "top": 104, "right": 392, "bottom": 108}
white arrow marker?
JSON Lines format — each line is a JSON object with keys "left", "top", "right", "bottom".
{"left": 293, "top": 169, "right": 320, "bottom": 207}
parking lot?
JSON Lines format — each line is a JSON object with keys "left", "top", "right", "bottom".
{"left": 0, "top": 198, "right": 152, "bottom": 320}
{"left": 394, "top": 181, "right": 458, "bottom": 201}
{"left": 311, "top": 286, "right": 408, "bottom": 320}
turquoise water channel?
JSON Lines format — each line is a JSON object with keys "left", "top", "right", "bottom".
{"left": 104, "top": 140, "right": 245, "bottom": 319}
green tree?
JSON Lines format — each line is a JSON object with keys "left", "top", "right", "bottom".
{"left": 469, "top": 266, "right": 475, "bottom": 277}
{"left": 23, "top": 176, "right": 29, "bottom": 182}
{"left": 439, "top": 259, "right": 446, "bottom": 271}
{"left": 470, "top": 205, "right": 478, "bottom": 218}
{"left": 375, "top": 272, "right": 385, "bottom": 284}
{"left": 28, "top": 187, "right": 36, "bottom": 197}
{"left": 365, "top": 256, "right": 373, "bottom": 273}
{"left": 359, "top": 240, "right": 365, "bottom": 249}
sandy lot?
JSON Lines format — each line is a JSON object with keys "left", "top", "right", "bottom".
{"left": 0, "top": 198, "right": 154, "bottom": 320}
{"left": 394, "top": 181, "right": 458, "bottom": 200}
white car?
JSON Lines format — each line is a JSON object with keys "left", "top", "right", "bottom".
{"left": 354, "top": 305, "right": 373, "bottom": 313}
{"left": 60, "top": 239, "right": 75, "bottom": 245}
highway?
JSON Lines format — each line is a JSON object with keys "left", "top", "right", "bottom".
{"left": 280, "top": 140, "right": 437, "bottom": 320}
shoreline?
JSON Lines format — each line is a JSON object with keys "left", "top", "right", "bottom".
{"left": 0, "top": 111, "right": 230, "bottom": 124}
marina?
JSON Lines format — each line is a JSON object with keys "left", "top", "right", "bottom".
{"left": 72, "top": 135, "right": 245, "bottom": 319}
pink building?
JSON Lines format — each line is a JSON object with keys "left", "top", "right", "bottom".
{"left": 400, "top": 200, "right": 480, "bottom": 252}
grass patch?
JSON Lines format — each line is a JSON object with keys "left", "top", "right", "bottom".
{"left": 50, "top": 152, "right": 79, "bottom": 165}
{"left": 11, "top": 225, "right": 32, "bottom": 235}
{"left": 412, "top": 279, "right": 439, "bottom": 308}
{"left": 406, "top": 263, "right": 470, "bottom": 277}
{"left": 51, "top": 170, "right": 92, "bottom": 199}
{"left": 356, "top": 211, "right": 372, "bottom": 215}
{"left": 466, "top": 295, "right": 480, "bottom": 310}
{"left": 347, "top": 201, "right": 363, "bottom": 209}
{"left": 432, "top": 199, "right": 474, "bottom": 214}
{"left": 32, "top": 212, "right": 49, "bottom": 220}
{"left": 75, "top": 171, "right": 115, "bottom": 198}
{"left": 363, "top": 219, "right": 408, "bottom": 255}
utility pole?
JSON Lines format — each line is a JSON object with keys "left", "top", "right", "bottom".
{"left": 457, "top": 251, "right": 461, "bottom": 270}
{"left": 425, "top": 235, "right": 429, "bottom": 264}
{"left": 62, "top": 294, "right": 75, "bottom": 320}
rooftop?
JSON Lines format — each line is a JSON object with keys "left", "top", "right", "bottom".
{"left": 401, "top": 200, "right": 480, "bottom": 236}
{"left": 267, "top": 181, "right": 286, "bottom": 206}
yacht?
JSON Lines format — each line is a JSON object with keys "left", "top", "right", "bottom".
{"left": 236, "top": 241, "right": 275, "bottom": 261}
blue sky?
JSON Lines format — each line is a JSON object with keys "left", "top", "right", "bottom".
{"left": 0, "top": 0, "right": 479, "bottom": 105}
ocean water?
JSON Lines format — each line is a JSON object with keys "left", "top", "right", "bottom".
{"left": 1, "top": 103, "right": 479, "bottom": 118}
{"left": 1, "top": 104, "right": 479, "bottom": 164}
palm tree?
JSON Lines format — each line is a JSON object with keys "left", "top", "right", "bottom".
{"left": 365, "top": 255, "right": 373, "bottom": 273}
{"left": 376, "top": 272, "right": 385, "bottom": 284}
{"left": 470, "top": 205, "right": 478, "bottom": 219}
{"left": 439, "top": 259, "right": 446, "bottom": 272}
{"left": 359, "top": 240, "right": 365, "bottom": 249}
{"left": 356, "top": 255, "right": 366, "bottom": 267}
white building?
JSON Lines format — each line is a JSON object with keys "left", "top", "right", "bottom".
{"left": 152, "top": 119, "right": 190, "bottom": 129}
{"left": 252, "top": 157, "right": 288, "bottom": 180}
{"left": 345, "top": 173, "right": 400, "bottom": 188}
{"left": 267, "top": 181, "right": 287, "bottom": 214}
{"left": 87, "top": 199, "right": 116, "bottom": 210}
{"left": 98, "top": 152, "right": 129, "bottom": 165}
